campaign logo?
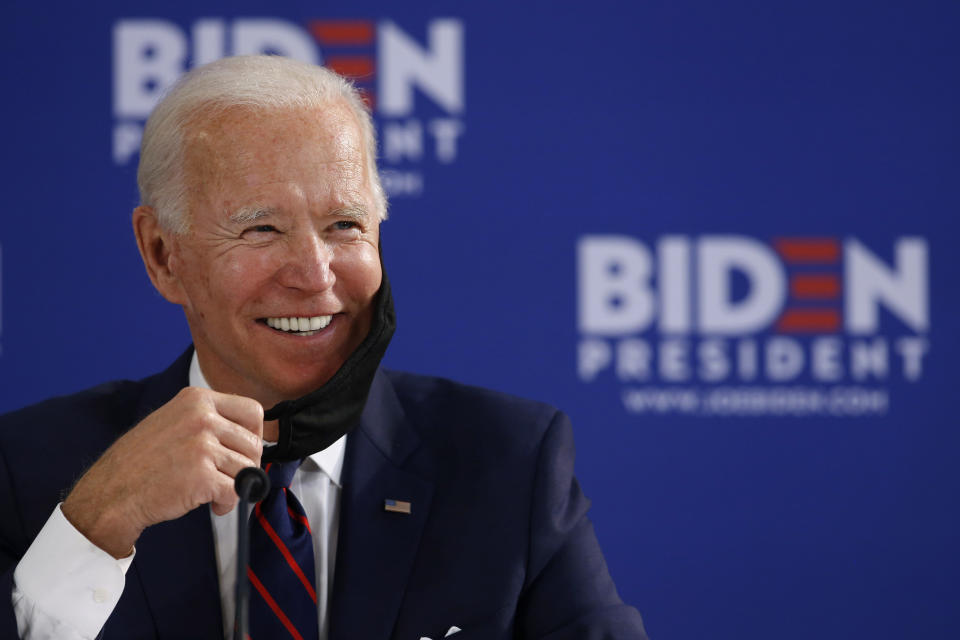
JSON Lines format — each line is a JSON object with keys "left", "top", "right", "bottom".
{"left": 577, "top": 235, "right": 929, "bottom": 417}
{"left": 112, "top": 17, "right": 465, "bottom": 198}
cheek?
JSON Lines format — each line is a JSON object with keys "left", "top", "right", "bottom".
{"left": 336, "top": 245, "right": 383, "bottom": 300}
{"left": 200, "top": 250, "right": 280, "bottom": 305}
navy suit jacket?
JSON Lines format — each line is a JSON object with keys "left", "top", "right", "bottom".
{"left": 0, "top": 349, "right": 646, "bottom": 639}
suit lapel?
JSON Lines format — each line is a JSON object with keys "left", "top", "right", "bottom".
{"left": 329, "top": 370, "right": 434, "bottom": 640}
{"left": 124, "top": 346, "right": 224, "bottom": 638}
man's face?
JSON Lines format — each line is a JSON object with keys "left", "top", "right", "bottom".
{"left": 162, "top": 103, "right": 382, "bottom": 407}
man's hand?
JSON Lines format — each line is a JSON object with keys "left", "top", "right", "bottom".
{"left": 62, "top": 387, "right": 264, "bottom": 558}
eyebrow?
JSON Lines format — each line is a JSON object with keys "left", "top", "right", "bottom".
{"left": 330, "top": 206, "right": 369, "bottom": 221}
{"left": 227, "top": 204, "right": 370, "bottom": 225}
{"left": 228, "top": 206, "right": 275, "bottom": 226}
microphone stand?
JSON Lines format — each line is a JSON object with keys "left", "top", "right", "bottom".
{"left": 233, "top": 467, "right": 270, "bottom": 640}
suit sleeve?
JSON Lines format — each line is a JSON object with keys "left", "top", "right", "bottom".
{"left": 517, "top": 411, "right": 648, "bottom": 640}
{"left": 0, "top": 432, "right": 128, "bottom": 640}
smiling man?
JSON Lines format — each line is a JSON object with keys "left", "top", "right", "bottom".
{"left": 137, "top": 102, "right": 382, "bottom": 412}
{"left": 0, "top": 56, "right": 646, "bottom": 639}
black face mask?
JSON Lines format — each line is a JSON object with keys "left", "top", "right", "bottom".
{"left": 261, "top": 264, "right": 396, "bottom": 464}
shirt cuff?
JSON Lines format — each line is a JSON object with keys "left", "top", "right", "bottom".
{"left": 13, "top": 504, "right": 135, "bottom": 639}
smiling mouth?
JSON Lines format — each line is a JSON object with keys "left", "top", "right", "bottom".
{"left": 261, "top": 315, "right": 333, "bottom": 336}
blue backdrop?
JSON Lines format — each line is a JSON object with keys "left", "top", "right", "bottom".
{"left": 2, "top": 1, "right": 958, "bottom": 638}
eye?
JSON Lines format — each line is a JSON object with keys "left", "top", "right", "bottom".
{"left": 243, "top": 224, "right": 279, "bottom": 235}
{"left": 333, "top": 220, "right": 358, "bottom": 230}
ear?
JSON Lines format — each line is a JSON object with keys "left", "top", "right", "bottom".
{"left": 132, "top": 205, "right": 186, "bottom": 304}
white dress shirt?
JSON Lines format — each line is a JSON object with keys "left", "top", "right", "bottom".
{"left": 12, "top": 353, "right": 345, "bottom": 640}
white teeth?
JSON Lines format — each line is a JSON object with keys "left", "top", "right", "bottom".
{"left": 264, "top": 315, "right": 332, "bottom": 334}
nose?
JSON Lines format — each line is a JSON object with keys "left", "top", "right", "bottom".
{"left": 275, "top": 229, "right": 336, "bottom": 292}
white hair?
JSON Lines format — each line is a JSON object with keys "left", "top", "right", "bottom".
{"left": 137, "top": 55, "right": 387, "bottom": 233}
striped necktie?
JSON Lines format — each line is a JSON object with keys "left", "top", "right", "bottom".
{"left": 247, "top": 460, "right": 319, "bottom": 640}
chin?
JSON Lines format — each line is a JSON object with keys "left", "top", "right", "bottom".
{"left": 266, "top": 370, "right": 338, "bottom": 404}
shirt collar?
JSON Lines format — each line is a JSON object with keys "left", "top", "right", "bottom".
{"left": 188, "top": 351, "right": 345, "bottom": 487}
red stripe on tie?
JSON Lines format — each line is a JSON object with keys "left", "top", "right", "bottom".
{"left": 287, "top": 505, "right": 312, "bottom": 533}
{"left": 308, "top": 20, "right": 374, "bottom": 45}
{"left": 790, "top": 274, "right": 840, "bottom": 299}
{"left": 247, "top": 567, "right": 304, "bottom": 640}
{"left": 774, "top": 238, "right": 840, "bottom": 264}
{"left": 254, "top": 507, "right": 318, "bottom": 603}
{"left": 281, "top": 488, "right": 311, "bottom": 531}
{"left": 776, "top": 309, "right": 841, "bottom": 332}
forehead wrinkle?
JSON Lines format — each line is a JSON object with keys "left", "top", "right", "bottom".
{"left": 182, "top": 104, "right": 377, "bottom": 227}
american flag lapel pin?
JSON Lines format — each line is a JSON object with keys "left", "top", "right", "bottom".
{"left": 384, "top": 498, "right": 412, "bottom": 514}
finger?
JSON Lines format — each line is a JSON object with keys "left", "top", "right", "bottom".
{"left": 212, "top": 440, "right": 260, "bottom": 478}
{"left": 216, "top": 419, "right": 263, "bottom": 463}
{"left": 211, "top": 392, "right": 264, "bottom": 437}
{"left": 210, "top": 472, "right": 240, "bottom": 516}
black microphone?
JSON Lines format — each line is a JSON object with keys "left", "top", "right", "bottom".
{"left": 233, "top": 467, "right": 270, "bottom": 640}
{"left": 236, "top": 466, "right": 270, "bottom": 503}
